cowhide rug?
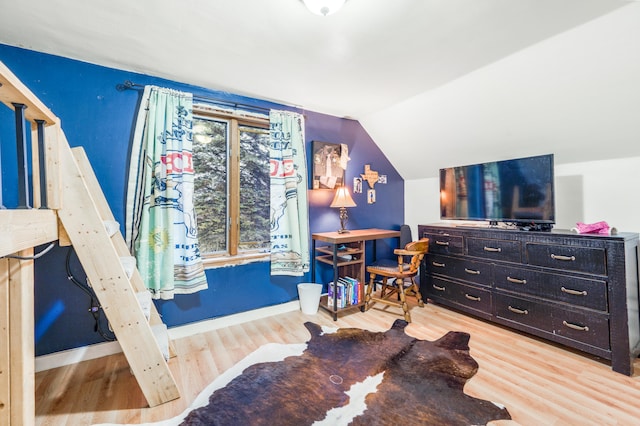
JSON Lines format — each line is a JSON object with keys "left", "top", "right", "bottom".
{"left": 94, "top": 319, "right": 511, "bottom": 426}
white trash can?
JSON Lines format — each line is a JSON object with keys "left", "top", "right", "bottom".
{"left": 297, "top": 283, "right": 323, "bottom": 314}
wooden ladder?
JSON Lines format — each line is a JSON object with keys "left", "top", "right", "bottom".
{"left": 0, "top": 59, "right": 180, "bottom": 425}
{"left": 56, "top": 138, "right": 180, "bottom": 408}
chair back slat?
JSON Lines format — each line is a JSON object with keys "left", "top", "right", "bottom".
{"left": 404, "top": 238, "right": 429, "bottom": 274}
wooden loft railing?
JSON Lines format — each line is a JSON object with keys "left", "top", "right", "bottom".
{"left": 0, "top": 61, "right": 180, "bottom": 426}
{"left": 0, "top": 60, "right": 61, "bottom": 256}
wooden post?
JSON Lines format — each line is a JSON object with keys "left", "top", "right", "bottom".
{"left": 0, "top": 258, "right": 10, "bottom": 426}
{"left": 8, "top": 249, "right": 35, "bottom": 426}
{"left": 12, "top": 103, "right": 31, "bottom": 209}
{"left": 30, "top": 121, "right": 41, "bottom": 209}
{"left": 35, "top": 119, "right": 48, "bottom": 209}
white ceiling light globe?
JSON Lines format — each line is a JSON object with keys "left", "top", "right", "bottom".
{"left": 302, "top": 0, "right": 347, "bottom": 16}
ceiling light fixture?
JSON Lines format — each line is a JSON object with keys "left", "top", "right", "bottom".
{"left": 302, "top": 0, "right": 347, "bottom": 16}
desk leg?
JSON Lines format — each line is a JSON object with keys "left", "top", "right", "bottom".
{"left": 311, "top": 239, "right": 316, "bottom": 282}
{"left": 361, "top": 243, "right": 368, "bottom": 311}
{"left": 332, "top": 243, "right": 338, "bottom": 321}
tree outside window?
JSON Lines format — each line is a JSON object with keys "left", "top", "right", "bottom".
{"left": 192, "top": 109, "right": 270, "bottom": 262}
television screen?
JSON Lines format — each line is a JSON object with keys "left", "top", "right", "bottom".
{"left": 440, "top": 154, "right": 555, "bottom": 226}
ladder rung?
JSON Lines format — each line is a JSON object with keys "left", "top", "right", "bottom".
{"left": 103, "top": 220, "right": 119, "bottom": 237}
{"left": 136, "top": 290, "right": 152, "bottom": 322}
{"left": 120, "top": 256, "right": 136, "bottom": 279}
{"left": 151, "top": 324, "right": 170, "bottom": 361}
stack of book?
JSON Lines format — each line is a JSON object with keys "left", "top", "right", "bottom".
{"left": 327, "top": 276, "right": 364, "bottom": 308}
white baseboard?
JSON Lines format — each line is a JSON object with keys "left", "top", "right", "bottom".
{"left": 34, "top": 340, "right": 123, "bottom": 373}
{"left": 167, "top": 301, "right": 300, "bottom": 340}
{"left": 35, "top": 301, "right": 301, "bottom": 373}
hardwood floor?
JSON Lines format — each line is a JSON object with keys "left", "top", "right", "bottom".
{"left": 35, "top": 300, "right": 640, "bottom": 425}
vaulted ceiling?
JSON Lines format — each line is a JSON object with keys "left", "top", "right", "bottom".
{"left": 1, "top": 0, "right": 637, "bottom": 179}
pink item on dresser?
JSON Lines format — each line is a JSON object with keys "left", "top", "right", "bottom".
{"left": 574, "top": 221, "right": 613, "bottom": 235}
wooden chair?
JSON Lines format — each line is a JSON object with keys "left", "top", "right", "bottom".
{"left": 368, "top": 224, "right": 412, "bottom": 291}
{"left": 365, "top": 238, "right": 429, "bottom": 322}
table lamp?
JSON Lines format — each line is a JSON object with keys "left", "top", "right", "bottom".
{"left": 330, "top": 185, "right": 357, "bottom": 233}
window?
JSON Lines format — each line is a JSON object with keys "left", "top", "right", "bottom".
{"left": 192, "top": 106, "right": 270, "bottom": 264}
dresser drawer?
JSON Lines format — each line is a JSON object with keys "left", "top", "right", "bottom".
{"left": 494, "top": 265, "right": 608, "bottom": 312}
{"left": 495, "top": 293, "right": 552, "bottom": 332}
{"left": 525, "top": 243, "right": 606, "bottom": 275}
{"left": 552, "top": 310, "right": 610, "bottom": 351}
{"left": 426, "top": 254, "right": 493, "bottom": 287}
{"left": 422, "top": 232, "right": 463, "bottom": 255}
{"left": 495, "top": 293, "right": 610, "bottom": 351}
{"left": 426, "top": 276, "right": 491, "bottom": 315}
{"left": 467, "top": 237, "right": 521, "bottom": 263}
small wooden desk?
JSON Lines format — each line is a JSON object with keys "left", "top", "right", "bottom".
{"left": 312, "top": 228, "right": 401, "bottom": 320}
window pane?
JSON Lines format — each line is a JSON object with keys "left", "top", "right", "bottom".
{"left": 193, "top": 118, "right": 228, "bottom": 254}
{"left": 239, "top": 125, "right": 270, "bottom": 252}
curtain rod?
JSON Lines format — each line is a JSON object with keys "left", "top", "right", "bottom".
{"left": 116, "top": 80, "right": 272, "bottom": 114}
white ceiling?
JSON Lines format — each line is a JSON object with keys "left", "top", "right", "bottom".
{"left": 0, "top": 0, "right": 637, "bottom": 179}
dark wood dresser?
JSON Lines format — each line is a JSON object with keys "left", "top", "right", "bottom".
{"left": 418, "top": 223, "right": 640, "bottom": 375}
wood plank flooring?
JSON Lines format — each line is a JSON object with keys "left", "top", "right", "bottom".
{"left": 35, "top": 300, "right": 640, "bottom": 425}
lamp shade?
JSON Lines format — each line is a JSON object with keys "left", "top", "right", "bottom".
{"left": 302, "top": 0, "right": 346, "bottom": 16}
{"left": 330, "top": 186, "right": 356, "bottom": 208}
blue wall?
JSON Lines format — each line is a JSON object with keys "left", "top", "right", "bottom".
{"left": 0, "top": 44, "right": 404, "bottom": 356}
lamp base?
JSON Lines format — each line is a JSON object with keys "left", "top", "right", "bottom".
{"left": 337, "top": 207, "right": 350, "bottom": 234}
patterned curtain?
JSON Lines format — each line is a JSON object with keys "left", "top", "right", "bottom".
{"left": 125, "top": 86, "right": 208, "bottom": 299}
{"left": 269, "top": 110, "right": 310, "bottom": 276}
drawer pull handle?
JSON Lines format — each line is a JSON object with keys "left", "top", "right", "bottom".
{"left": 561, "top": 287, "right": 587, "bottom": 296}
{"left": 508, "top": 306, "right": 529, "bottom": 315}
{"left": 432, "top": 261, "right": 446, "bottom": 268}
{"left": 432, "top": 284, "right": 446, "bottom": 291}
{"left": 465, "top": 268, "right": 480, "bottom": 275}
{"left": 484, "top": 246, "right": 502, "bottom": 253}
{"left": 562, "top": 321, "right": 589, "bottom": 332}
{"left": 465, "top": 294, "right": 481, "bottom": 302}
{"left": 551, "top": 254, "right": 576, "bottom": 262}
{"left": 436, "top": 240, "right": 450, "bottom": 246}
{"left": 507, "top": 276, "right": 527, "bottom": 285}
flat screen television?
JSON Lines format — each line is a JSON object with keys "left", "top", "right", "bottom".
{"left": 440, "top": 154, "right": 555, "bottom": 230}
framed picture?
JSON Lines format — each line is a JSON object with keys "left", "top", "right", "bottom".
{"left": 353, "top": 177, "right": 363, "bottom": 194}
{"left": 312, "top": 141, "right": 346, "bottom": 189}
